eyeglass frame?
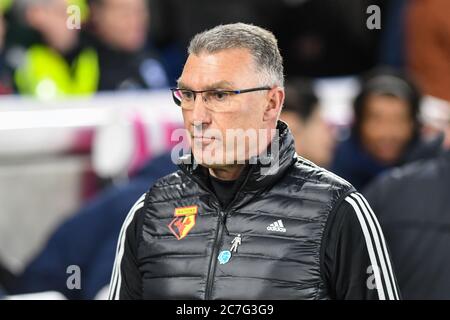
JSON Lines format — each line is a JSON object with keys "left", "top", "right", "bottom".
{"left": 170, "top": 86, "right": 273, "bottom": 110}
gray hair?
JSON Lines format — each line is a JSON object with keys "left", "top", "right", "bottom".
{"left": 188, "top": 23, "right": 284, "bottom": 87}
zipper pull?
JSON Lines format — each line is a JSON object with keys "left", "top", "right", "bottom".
{"left": 219, "top": 211, "right": 230, "bottom": 236}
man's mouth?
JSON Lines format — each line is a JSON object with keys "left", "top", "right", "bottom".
{"left": 192, "top": 136, "right": 216, "bottom": 145}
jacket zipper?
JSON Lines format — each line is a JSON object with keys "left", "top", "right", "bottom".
{"left": 203, "top": 168, "right": 253, "bottom": 300}
{"left": 205, "top": 209, "right": 225, "bottom": 299}
{"left": 180, "top": 164, "right": 254, "bottom": 299}
{"left": 184, "top": 174, "right": 223, "bottom": 300}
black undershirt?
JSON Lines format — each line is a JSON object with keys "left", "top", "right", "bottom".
{"left": 208, "top": 174, "right": 240, "bottom": 208}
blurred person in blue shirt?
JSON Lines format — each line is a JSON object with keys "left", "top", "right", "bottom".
{"left": 331, "top": 67, "right": 442, "bottom": 190}
{"left": 363, "top": 108, "right": 450, "bottom": 299}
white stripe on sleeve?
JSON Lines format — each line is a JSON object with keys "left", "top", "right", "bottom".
{"left": 108, "top": 193, "right": 146, "bottom": 300}
{"left": 345, "top": 193, "right": 398, "bottom": 300}
{"left": 354, "top": 193, "right": 400, "bottom": 300}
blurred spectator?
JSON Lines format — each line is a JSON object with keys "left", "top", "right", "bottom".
{"left": 8, "top": 152, "right": 176, "bottom": 299}
{"left": 0, "top": 0, "right": 13, "bottom": 94}
{"left": 280, "top": 78, "right": 335, "bottom": 168}
{"left": 86, "top": 0, "right": 168, "bottom": 91}
{"left": 364, "top": 112, "right": 450, "bottom": 299}
{"left": 161, "top": 0, "right": 278, "bottom": 50}
{"left": 331, "top": 68, "right": 442, "bottom": 189}
{"left": 405, "top": 0, "right": 450, "bottom": 102}
{"left": 148, "top": 0, "right": 280, "bottom": 85}
{"left": 274, "top": 0, "right": 387, "bottom": 78}
{"left": 13, "top": 0, "right": 99, "bottom": 99}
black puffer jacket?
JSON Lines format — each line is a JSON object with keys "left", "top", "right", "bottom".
{"left": 109, "top": 121, "right": 400, "bottom": 300}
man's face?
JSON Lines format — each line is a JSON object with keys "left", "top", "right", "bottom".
{"left": 178, "top": 48, "right": 282, "bottom": 168}
{"left": 92, "top": 0, "right": 149, "bottom": 52}
{"left": 360, "top": 94, "right": 415, "bottom": 164}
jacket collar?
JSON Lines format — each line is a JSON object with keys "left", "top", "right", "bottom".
{"left": 178, "top": 120, "right": 297, "bottom": 194}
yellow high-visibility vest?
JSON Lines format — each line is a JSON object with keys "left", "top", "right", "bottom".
{"left": 15, "top": 45, "right": 99, "bottom": 99}
{"left": 0, "top": 0, "right": 12, "bottom": 13}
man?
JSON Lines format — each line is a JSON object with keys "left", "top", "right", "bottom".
{"left": 109, "top": 23, "right": 400, "bottom": 300}
{"left": 364, "top": 110, "right": 450, "bottom": 299}
{"left": 280, "top": 78, "right": 335, "bottom": 168}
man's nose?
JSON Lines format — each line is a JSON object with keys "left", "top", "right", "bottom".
{"left": 191, "top": 94, "right": 211, "bottom": 124}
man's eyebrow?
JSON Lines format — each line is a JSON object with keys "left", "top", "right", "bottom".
{"left": 204, "top": 81, "right": 235, "bottom": 90}
{"left": 176, "top": 80, "right": 235, "bottom": 90}
{"left": 176, "top": 80, "right": 190, "bottom": 89}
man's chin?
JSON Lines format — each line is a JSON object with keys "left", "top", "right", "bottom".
{"left": 192, "top": 152, "right": 240, "bottom": 169}
{"left": 192, "top": 154, "right": 227, "bottom": 169}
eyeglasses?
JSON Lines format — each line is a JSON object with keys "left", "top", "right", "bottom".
{"left": 170, "top": 86, "right": 272, "bottom": 112}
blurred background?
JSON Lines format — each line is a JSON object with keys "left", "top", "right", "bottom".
{"left": 0, "top": 0, "right": 449, "bottom": 299}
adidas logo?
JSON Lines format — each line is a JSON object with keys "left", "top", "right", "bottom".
{"left": 267, "top": 220, "right": 286, "bottom": 233}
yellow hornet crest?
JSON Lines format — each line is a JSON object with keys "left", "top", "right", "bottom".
{"left": 168, "top": 205, "right": 198, "bottom": 240}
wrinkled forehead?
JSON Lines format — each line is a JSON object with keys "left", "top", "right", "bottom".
{"left": 178, "top": 48, "right": 259, "bottom": 90}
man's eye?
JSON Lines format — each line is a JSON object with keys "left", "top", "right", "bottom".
{"left": 181, "top": 90, "right": 194, "bottom": 100}
{"left": 213, "top": 91, "right": 230, "bottom": 101}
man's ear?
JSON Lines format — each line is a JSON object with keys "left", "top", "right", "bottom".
{"left": 263, "top": 87, "right": 285, "bottom": 122}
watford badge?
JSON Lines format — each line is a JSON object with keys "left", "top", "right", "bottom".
{"left": 168, "top": 205, "right": 198, "bottom": 240}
